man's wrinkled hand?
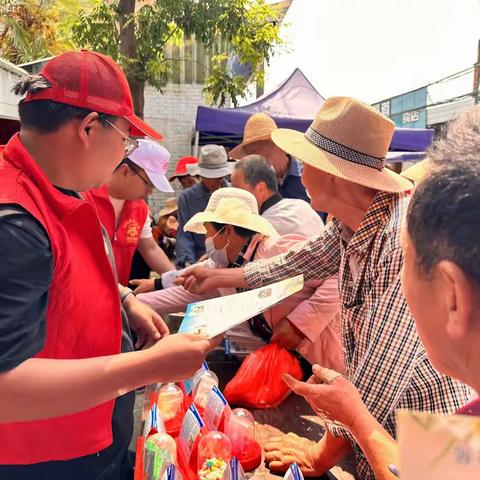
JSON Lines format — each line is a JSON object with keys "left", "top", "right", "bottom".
{"left": 264, "top": 432, "right": 324, "bottom": 476}
{"left": 123, "top": 294, "right": 169, "bottom": 349}
{"left": 283, "top": 365, "right": 364, "bottom": 429}
{"left": 130, "top": 278, "right": 155, "bottom": 294}
{"left": 271, "top": 318, "right": 305, "bottom": 351}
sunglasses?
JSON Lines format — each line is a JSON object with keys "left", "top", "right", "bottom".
{"left": 104, "top": 119, "right": 139, "bottom": 158}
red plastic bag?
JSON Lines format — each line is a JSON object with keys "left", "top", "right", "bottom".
{"left": 224, "top": 343, "right": 303, "bottom": 409}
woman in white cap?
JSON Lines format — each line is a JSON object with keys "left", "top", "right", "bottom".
{"left": 137, "top": 187, "right": 344, "bottom": 372}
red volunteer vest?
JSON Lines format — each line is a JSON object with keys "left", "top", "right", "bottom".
{"left": 90, "top": 186, "right": 148, "bottom": 285}
{"left": 0, "top": 134, "right": 122, "bottom": 465}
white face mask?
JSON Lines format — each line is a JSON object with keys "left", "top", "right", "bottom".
{"left": 205, "top": 227, "right": 230, "bottom": 267}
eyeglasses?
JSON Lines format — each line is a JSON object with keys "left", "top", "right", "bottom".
{"left": 104, "top": 119, "right": 139, "bottom": 158}
{"left": 132, "top": 168, "right": 155, "bottom": 189}
{"left": 120, "top": 157, "right": 155, "bottom": 189}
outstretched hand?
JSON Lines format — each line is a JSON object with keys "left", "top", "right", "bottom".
{"left": 175, "top": 266, "right": 221, "bottom": 293}
{"left": 283, "top": 364, "right": 365, "bottom": 429}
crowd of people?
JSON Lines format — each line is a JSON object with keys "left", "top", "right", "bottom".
{"left": 0, "top": 49, "right": 478, "bottom": 480}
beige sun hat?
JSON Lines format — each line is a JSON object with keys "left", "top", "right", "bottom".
{"left": 184, "top": 187, "right": 278, "bottom": 237}
{"left": 229, "top": 113, "right": 278, "bottom": 160}
{"left": 158, "top": 197, "right": 178, "bottom": 217}
{"left": 271, "top": 97, "right": 414, "bottom": 193}
{"left": 401, "top": 159, "right": 431, "bottom": 184}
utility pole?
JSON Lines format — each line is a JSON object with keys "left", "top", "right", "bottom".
{"left": 474, "top": 39, "right": 480, "bottom": 104}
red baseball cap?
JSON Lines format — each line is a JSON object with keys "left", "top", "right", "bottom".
{"left": 169, "top": 156, "right": 199, "bottom": 181}
{"left": 23, "top": 50, "right": 163, "bottom": 141}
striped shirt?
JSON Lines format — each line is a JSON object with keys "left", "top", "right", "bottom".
{"left": 244, "top": 192, "right": 471, "bottom": 480}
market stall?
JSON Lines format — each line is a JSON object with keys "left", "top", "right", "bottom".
{"left": 132, "top": 356, "right": 356, "bottom": 480}
{"left": 132, "top": 288, "right": 357, "bottom": 480}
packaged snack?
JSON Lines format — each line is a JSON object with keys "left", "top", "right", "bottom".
{"left": 223, "top": 409, "right": 261, "bottom": 471}
{"left": 157, "top": 383, "right": 185, "bottom": 437}
{"left": 197, "top": 431, "right": 232, "bottom": 480}
{"left": 144, "top": 433, "right": 177, "bottom": 480}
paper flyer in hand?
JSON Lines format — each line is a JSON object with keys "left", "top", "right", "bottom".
{"left": 178, "top": 274, "right": 304, "bottom": 339}
{"left": 398, "top": 409, "right": 480, "bottom": 479}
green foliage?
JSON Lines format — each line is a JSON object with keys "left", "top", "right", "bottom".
{"left": 72, "top": 2, "right": 120, "bottom": 61}
{"left": 71, "top": 0, "right": 283, "bottom": 107}
{"left": 204, "top": 54, "right": 248, "bottom": 108}
{"left": 0, "top": 0, "right": 83, "bottom": 64}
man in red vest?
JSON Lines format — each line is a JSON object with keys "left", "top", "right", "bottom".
{"left": 91, "top": 138, "right": 175, "bottom": 285}
{"left": 0, "top": 50, "right": 218, "bottom": 479}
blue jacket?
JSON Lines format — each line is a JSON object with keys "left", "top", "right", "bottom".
{"left": 280, "top": 158, "right": 309, "bottom": 202}
{"left": 175, "top": 181, "right": 228, "bottom": 267}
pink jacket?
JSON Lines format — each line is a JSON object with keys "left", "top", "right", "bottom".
{"left": 138, "top": 235, "right": 344, "bottom": 372}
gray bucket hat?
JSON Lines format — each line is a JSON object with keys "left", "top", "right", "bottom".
{"left": 187, "top": 144, "right": 234, "bottom": 179}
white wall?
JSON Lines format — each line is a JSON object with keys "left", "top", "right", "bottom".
{"left": 143, "top": 82, "right": 206, "bottom": 217}
{"left": 0, "top": 59, "right": 26, "bottom": 120}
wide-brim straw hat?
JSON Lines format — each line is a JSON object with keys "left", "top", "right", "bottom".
{"left": 271, "top": 97, "right": 414, "bottom": 193}
{"left": 401, "top": 159, "right": 431, "bottom": 184}
{"left": 158, "top": 197, "right": 178, "bottom": 217}
{"left": 229, "top": 113, "right": 278, "bottom": 160}
{"left": 184, "top": 187, "right": 278, "bottom": 238}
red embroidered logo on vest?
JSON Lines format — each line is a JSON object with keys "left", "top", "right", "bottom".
{"left": 125, "top": 219, "right": 141, "bottom": 245}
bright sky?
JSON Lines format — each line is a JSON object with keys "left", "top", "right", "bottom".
{"left": 265, "top": 0, "right": 480, "bottom": 105}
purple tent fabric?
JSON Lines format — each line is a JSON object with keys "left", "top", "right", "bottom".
{"left": 196, "top": 68, "right": 324, "bottom": 134}
{"left": 195, "top": 68, "right": 434, "bottom": 154}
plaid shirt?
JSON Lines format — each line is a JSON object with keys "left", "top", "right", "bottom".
{"left": 244, "top": 192, "right": 471, "bottom": 480}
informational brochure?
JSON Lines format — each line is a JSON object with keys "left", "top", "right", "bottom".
{"left": 398, "top": 409, "right": 480, "bottom": 479}
{"left": 178, "top": 275, "right": 304, "bottom": 339}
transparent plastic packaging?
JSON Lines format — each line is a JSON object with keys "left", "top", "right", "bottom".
{"left": 157, "top": 383, "right": 185, "bottom": 437}
{"left": 192, "top": 370, "right": 219, "bottom": 411}
{"left": 157, "top": 384, "right": 184, "bottom": 422}
{"left": 223, "top": 409, "right": 261, "bottom": 471}
{"left": 284, "top": 463, "right": 304, "bottom": 480}
{"left": 162, "top": 464, "right": 184, "bottom": 480}
{"left": 197, "top": 431, "right": 232, "bottom": 480}
{"left": 144, "top": 433, "right": 177, "bottom": 480}
{"left": 222, "top": 457, "right": 245, "bottom": 480}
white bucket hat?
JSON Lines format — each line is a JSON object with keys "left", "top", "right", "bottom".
{"left": 184, "top": 187, "right": 278, "bottom": 238}
{"left": 187, "top": 144, "right": 234, "bottom": 179}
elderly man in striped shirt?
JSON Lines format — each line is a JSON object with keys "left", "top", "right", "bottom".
{"left": 179, "top": 97, "right": 471, "bottom": 480}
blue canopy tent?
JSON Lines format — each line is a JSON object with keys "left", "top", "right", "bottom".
{"left": 194, "top": 68, "right": 433, "bottom": 162}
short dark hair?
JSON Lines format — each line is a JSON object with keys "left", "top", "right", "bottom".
{"left": 407, "top": 161, "right": 480, "bottom": 285}
{"left": 210, "top": 221, "right": 257, "bottom": 239}
{"left": 13, "top": 74, "right": 116, "bottom": 133}
{"left": 234, "top": 155, "right": 278, "bottom": 192}
{"left": 115, "top": 157, "right": 139, "bottom": 172}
